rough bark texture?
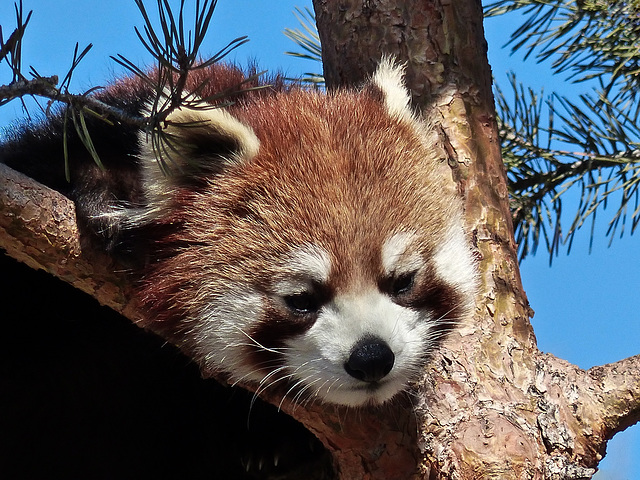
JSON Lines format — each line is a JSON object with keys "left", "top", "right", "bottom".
{"left": 1, "top": 1, "right": 639, "bottom": 479}
{"left": 0, "top": 163, "right": 139, "bottom": 320}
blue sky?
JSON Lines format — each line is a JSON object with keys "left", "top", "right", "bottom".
{"left": 1, "top": 1, "right": 638, "bottom": 478}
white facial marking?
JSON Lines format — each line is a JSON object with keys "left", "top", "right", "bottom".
{"left": 284, "top": 289, "right": 433, "bottom": 407}
{"left": 381, "top": 231, "right": 424, "bottom": 276}
{"left": 432, "top": 223, "right": 477, "bottom": 297}
{"left": 270, "top": 244, "right": 332, "bottom": 299}
{"left": 192, "top": 288, "right": 267, "bottom": 384}
{"left": 282, "top": 244, "right": 332, "bottom": 284}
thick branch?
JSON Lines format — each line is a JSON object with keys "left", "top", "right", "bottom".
{"left": 589, "top": 355, "right": 640, "bottom": 437}
{"left": 0, "top": 163, "right": 138, "bottom": 319}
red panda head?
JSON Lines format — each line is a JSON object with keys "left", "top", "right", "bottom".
{"left": 135, "top": 59, "right": 477, "bottom": 407}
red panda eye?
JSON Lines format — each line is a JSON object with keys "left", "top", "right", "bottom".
{"left": 390, "top": 272, "right": 416, "bottom": 296}
{"left": 284, "top": 292, "right": 321, "bottom": 315}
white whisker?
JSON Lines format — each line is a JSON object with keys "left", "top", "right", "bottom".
{"left": 232, "top": 326, "right": 286, "bottom": 355}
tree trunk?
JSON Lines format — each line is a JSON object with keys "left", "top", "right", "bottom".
{"left": 1, "top": 1, "right": 639, "bottom": 479}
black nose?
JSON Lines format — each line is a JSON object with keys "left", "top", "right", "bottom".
{"left": 344, "top": 337, "right": 395, "bottom": 383}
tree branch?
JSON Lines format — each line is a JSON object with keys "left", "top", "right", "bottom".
{"left": 0, "top": 75, "right": 149, "bottom": 126}
{"left": 0, "top": 163, "right": 139, "bottom": 319}
{"left": 589, "top": 355, "right": 640, "bottom": 437}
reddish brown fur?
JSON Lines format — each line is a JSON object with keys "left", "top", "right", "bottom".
{"left": 104, "top": 62, "right": 288, "bottom": 113}
{"left": 1, "top": 61, "right": 475, "bottom": 405}
{"left": 136, "top": 77, "right": 459, "bottom": 351}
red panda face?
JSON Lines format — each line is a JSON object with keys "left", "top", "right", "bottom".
{"left": 136, "top": 59, "right": 477, "bottom": 407}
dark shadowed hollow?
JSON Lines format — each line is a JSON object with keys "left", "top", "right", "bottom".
{"left": 0, "top": 254, "right": 334, "bottom": 480}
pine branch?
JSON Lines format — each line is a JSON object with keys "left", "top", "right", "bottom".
{"left": 0, "top": 75, "right": 148, "bottom": 128}
{"left": 112, "top": 0, "right": 250, "bottom": 171}
{"left": 0, "top": 0, "right": 252, "bottom": 177}
{"left": 495, "top": 66, "right": 640, "bottom": 259}
{"left": 0, "top": 0, "right": 31, "bottom": 83}
{"left": 485, "top": 0, "right": 640, "bottom": 104}
{"left": 283, "top": 7, "right": 325, "bottom": 85}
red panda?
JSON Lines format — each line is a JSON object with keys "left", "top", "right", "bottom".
{"left": 1, "top": 58, "right": 476, "bottom": 407}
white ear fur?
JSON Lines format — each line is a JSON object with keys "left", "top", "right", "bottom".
{"left": 135, "top": 98, "right": 260, "bottom": 223}
{"left": 139, "top": 100, "right": 260, "bottom": 172}
{"left": 161, "top": 105, "right": 260, "bottom": 163}
{"left": 371, "top": 56, "right": 416, "bottom": 123}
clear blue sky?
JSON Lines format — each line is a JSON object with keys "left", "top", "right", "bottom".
{"left": 1, "top": 1, "right": 638, "bottom": 478}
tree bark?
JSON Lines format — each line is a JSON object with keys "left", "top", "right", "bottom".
{"left": 0, "top": 163, "right": 139, "bottom": 320}
{"left": 1, "top": 1, "right": 639, "bottom": 479}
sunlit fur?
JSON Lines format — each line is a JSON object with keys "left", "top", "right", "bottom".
{"left": 0, "top": 59, "right": 477, "bottom": 407}
{"left": 127, "top": 59, "right": 478, "bottom": 407}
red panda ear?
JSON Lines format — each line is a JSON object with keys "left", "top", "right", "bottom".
{"left": 136, "top": 103, "right": 260, "bottom": 213}
{"left": 369, "top": 56, "right": 416, "bottom": 124}
{"left": 138, "top": 103, "right": 260, "bottom": 180}
{"left": 164, "top": 104, "right": 259, "bottom": 167}
{"left": 137, "top": 101, "right": 259, "bottom": 200}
